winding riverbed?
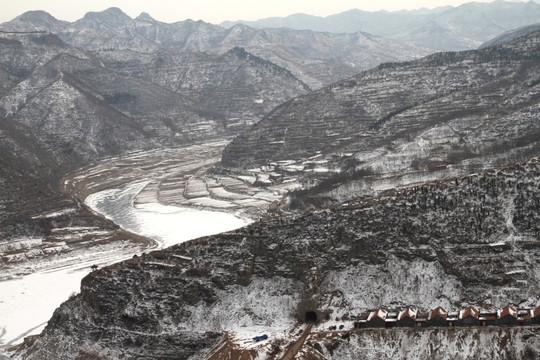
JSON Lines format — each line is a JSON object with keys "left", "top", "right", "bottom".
{"left": 0, "top": 181, "right": 252, "bottom": 352}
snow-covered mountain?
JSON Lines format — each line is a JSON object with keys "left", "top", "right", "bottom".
{"left": 1, "top": 7, "right": 433, "bottom": 89}
{"left": 1, "top": 6, "right": 540, "bottom": 359}
{"left": 222, "top": 30, "right": 540, "bottom": 208}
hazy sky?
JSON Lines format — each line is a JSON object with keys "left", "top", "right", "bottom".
{"left": 1, "top": 0, "right": 534, "bottom": 24}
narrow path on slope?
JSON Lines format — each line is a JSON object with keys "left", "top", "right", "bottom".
{"left": 280, "top": 324, "right": 313, "bottom": 360}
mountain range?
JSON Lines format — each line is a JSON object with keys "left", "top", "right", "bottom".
{"left": 13, "top": 148, "right": 540, "bottom": 359}
{"left": 1, "top": 3, "right": 540, "bottom": 358}
{"left": 0, "top": 8, "right": 433, "bottom": 89}
{"left": 221, "top": 0, "right": 540, "bottom": 51}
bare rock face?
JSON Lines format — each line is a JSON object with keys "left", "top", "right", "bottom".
{"left": 221, "top": 30, "right": 540, "bottom": 207}
{"left": 12, "top": 156, "right": 540, "bottom": 359}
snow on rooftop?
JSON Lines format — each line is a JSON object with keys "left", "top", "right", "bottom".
{"left": 398, "top": 307, "right": 417, "bottom": 320}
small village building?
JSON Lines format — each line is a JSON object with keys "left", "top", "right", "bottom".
{"left": 460, "top": 306, "right": 480, "bottom": 326}
{"left": 446, "top": 311, "right": 459, "bottom": 327}
{"left": 366, "top": 308, "right": 388, "bottom": 328}
{"left": 427, "top": 306, "right": 448, "bottom": 327}
{"left": 354, "top": 312, "right": 370, "bottom": 329}
{"left": 498, "top": 305, "right": 518, "bottom": 326}
{"left": 533, "top": 306, "right": 540, "bottom": 325}
{"left": 415, "top": 312, "right": 428, "bottom": 327}
{"left": 516, "top": 309, "right": 532, "bottom": 325}
{"left": 396, "top": 307, "right": 417, "bottom": 328}
{"left": 478, "top": 311, "right": 498, "bottom": 326}
{"left": 479, "top": 315, "right": 497, "bottom": 326}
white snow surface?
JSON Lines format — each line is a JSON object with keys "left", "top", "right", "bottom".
{"left": 180, "top": 277, "right": 302, "bottom": 334}
{"left": 85, "top": 181, "right": 252, "bottom": 249}
{"left": 0, "top": 260, "right": 97, "bottom": 349}
{"left": 0, "top": 181, "right": 253, "bottom": 354}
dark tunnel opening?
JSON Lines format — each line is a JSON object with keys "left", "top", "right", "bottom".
{"left": 305, "top": 311, "right": 318, "bottom": 323}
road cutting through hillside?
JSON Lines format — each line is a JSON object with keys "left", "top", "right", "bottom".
{"left": 280, "top": 324, "right": 313, "bottom": 360}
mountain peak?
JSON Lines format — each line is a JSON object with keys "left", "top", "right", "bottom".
{"left": 78, "top": 7, "right": 132, "bottom": 27}
{"left": 15, "top": 10, "right": 58, "bottom": 22}
{"left": 136, "top": 12, "right": 156, "bottom": 23}
{"left": 6, "top": 10, "right": 66, "bottom": 31}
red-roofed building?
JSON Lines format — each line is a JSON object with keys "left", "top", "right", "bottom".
{"left": 366, "top": 308, "right": 388, "bottom": 328}
{"left": 533, "top": 306, "right": 540, "bottom": 325}
{"left": 499, "top": 305, "right": 518, "bottom": 326}
{"left": 460, "top": 306, "right": 479, "bottom": 326}
{"left": 427, "top": 306, "right": 448, "bottom": 327}
{"left": 396, "top": 307, "right": 417, "bottom": 328}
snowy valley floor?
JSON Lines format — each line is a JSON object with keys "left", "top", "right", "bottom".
{"left": 1, "top": 141, "right": 269, "bottom": 353}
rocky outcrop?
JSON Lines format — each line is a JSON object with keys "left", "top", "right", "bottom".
{"left": 12, "top": 156, "right": 540, "bottom": 359}
{"left": 305, "top": 327, "right": 540, "bottom": 359}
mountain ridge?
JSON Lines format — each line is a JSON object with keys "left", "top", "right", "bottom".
{"left": 221, "top": 30, "right": 540, "bottom": 208}
{"left": 11, "top": 153, "right": 540, "bottom": 359}
{"left": 0, "top": 7, "right": 434, "bottom": 89}
{"left": 220, "top": 1, "right": 540, "bottom": 50}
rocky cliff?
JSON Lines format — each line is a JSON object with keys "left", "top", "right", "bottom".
{"left": 11, "top": 155, "right": 540, "bottom": 359}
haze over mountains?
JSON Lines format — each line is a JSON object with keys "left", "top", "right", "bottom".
{"left": 0, "top": 7, "right": 432, "bottom": 90}
{"left": 222, "top": 0, "right": 540, "bottom": 50}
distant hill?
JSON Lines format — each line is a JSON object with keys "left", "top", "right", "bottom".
{"left": 480, "top": 22, "right": 540, "bottom": 48}
{"left": 221, "top": 0, "right": 540, "bottom": 50}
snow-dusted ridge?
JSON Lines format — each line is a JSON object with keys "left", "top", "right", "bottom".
{"left": 10, "top": 156, "right": 540, "bottom": 359}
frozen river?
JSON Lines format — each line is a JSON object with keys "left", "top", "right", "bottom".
{"left": 0, "top": 181, "right": 252, "bottom": 353}
{"left": 85, "top": 181, "right": 252, "bottom": 249}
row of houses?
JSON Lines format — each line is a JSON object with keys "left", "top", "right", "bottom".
{"left": 354, "top": 305, "right": 540, "bottom": 329}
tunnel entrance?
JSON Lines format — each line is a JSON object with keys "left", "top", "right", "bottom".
{"left": 305, "top": 311, "right": 318, "bottom": 323}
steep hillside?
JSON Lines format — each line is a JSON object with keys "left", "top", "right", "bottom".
{"left": 96, "top": 46, "right": 310, "bottom": 129}
{"left": 0, "top": 115, "right": 153, "bottom": 279}
{"left": 0, "top": 8, "right": 432, "bottom": 89}
{"left": 11, "top": 155, "right": 540, "bottom": 359}
{"left": 0, "top": 32, "right": 297, "bottom": 160}
{"left": 221, "top": 30, "right": 540, "bottom": 207}
{"left": 480, "top": 23, "right": 540, "bottom": 48}
{"left": 0, "top": 31, "right": 304, "bottom": 273}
